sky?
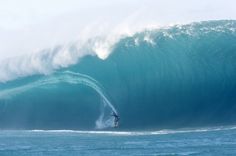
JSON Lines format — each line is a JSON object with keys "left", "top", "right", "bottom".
{"left": 0, "top": 0, "right": 235, "bottom": 60}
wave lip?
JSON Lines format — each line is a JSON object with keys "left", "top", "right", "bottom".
{"left": 1, "top": 20, "right": 235, "bottom": 83}
{"left": 0, "top": 20, "right": 236, "bottom": 130}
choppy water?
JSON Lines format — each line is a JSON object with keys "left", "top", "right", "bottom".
{"left": 0, "top": 126, "right": 236, "bottom": 156}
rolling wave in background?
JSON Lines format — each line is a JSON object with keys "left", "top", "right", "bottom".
{"left": 0, "top": 20, "right": 236, "bottom": 130}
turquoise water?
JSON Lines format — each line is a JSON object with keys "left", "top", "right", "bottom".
{"left": 0, "top": 20, "right": 236, "bottom": 130}
{"left": 0, "top": 20, "right": 236, "bottom": 155}
{"left": 0, "top": 126, "right": 236, "bottom": 156}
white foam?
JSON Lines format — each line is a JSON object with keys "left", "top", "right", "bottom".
{"left": 0, "top": 28, "right": 144, "bottom": 83}
{"left": 0, "top": 20, "right": 235, "bottom": 83}
{"left": 22, "top": 125, "right": 236, "bottom": 136}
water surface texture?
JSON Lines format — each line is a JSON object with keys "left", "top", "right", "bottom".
{"left": 0, "top": 127, "right": 236, "bottom": 156}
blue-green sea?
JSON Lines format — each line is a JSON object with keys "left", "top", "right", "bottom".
{"left": 0, "top": 126, "right": 236, "bottom": 156}
{"left": 0, "top": 20, "right": 236, "bottom": 155}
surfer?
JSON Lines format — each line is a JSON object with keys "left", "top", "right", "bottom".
{"left": 111, "top": 111, "right": 120, "bottom": 128}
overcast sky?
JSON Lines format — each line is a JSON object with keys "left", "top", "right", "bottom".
{"left": 0, "top": 0, "right": 235, "bottom": 60}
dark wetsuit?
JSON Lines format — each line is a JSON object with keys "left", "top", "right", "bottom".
{"left": 111, "top": 112, "right": 120, "bottom": 127}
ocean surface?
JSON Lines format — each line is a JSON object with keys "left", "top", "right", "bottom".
{"left": 0, "top": 126, "right": 236, "bottom": 156}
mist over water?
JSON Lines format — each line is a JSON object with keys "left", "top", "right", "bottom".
{"left": 0, "top": 20, "right": 236, "bottom": 130}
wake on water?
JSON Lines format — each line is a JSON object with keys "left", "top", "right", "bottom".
{"left": 0, "top": 71, "right": 118, "bottom": 129}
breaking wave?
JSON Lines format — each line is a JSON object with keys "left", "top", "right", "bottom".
{"left": 0, "top": 20, "right": 236, "bottom": 130}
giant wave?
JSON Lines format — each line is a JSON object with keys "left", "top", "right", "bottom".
{"left": 0, "top": 20, "right": 236, "bottom": 130}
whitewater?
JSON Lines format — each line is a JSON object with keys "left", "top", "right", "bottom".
{"left": 0, "top": 19, "right": 236, "bottom": 156}
{"left": 0, "top": 20, "right": 236, "bottom": 130}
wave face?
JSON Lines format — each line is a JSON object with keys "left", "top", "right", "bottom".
{"left": 0, "top": 20, "right": 236, "bottom": 130}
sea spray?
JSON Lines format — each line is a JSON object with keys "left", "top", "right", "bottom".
{"left": 0, "top": 20, "right": 236, "bottom": 129}
{"left": 0, "top": 71, "right": 117, "bottom": 129}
